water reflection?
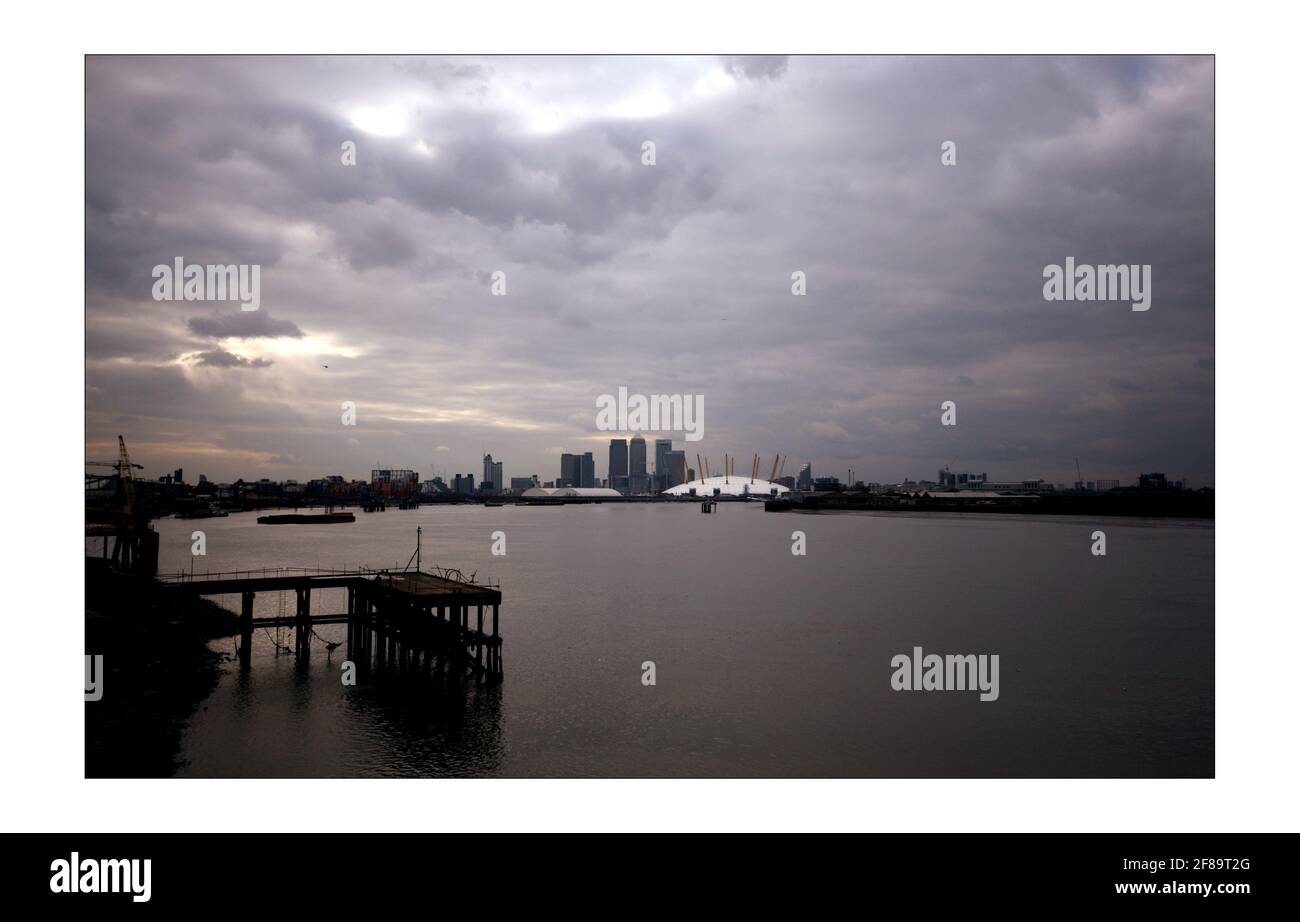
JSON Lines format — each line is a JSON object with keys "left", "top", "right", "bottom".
{"left": 184, "top": 626, "right": 502, "bottom": 777}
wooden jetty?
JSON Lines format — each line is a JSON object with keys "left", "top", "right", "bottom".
{"left": 158, "top": 567, "right": 503, "bottom": 682}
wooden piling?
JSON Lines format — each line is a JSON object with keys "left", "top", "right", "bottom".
{"left": 240, "top": 591, "right": 254, "bottom": 667}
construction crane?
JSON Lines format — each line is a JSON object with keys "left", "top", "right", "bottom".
{"left": 86, "top": 436, "right": 144, "bottom": 510}
{"left": 116, "top": 435, "right": 139, "bottom": 514}
{"left": 85, "top": 457, "right": 143, "bottom": 472}
{"left": 85, "top": 436, "right": 157, "bottom": 577}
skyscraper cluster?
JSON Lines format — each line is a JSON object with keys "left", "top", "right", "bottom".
{"left": 600, "top": 435, "right": 686, "bottom": 495}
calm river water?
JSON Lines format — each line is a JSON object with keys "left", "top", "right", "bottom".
{"left": 152, "top": 503, "right": 1212, "bottom": 777}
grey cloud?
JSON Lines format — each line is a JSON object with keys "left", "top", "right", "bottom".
{"left": 186, "top": 312, "right": 304, "bottom": 339}
{"left": 85, "top": 55, "right": 1214, "bottom": 487}
{"left": 721, "top": 55, "right": 789, "bottom": 81}
{"left": 193, "top": 348, "right": 274, "bottom": 368}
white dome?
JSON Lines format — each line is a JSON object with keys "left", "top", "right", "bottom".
{"left": 663, "top": 476, "right": 789, "bottom": 498}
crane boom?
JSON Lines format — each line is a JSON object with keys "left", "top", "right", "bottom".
{"left": 117, "top": 435, "right": 137, "bottom": 515}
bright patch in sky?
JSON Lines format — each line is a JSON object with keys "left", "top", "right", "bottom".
{"left": 349, "top": 105, "right": 410, "bottom": 137}
{"left": 237, "top": 335, "right": 364, "bottom": 361}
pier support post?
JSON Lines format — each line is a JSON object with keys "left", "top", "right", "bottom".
{"left": 239, "top": 592, "right": 255, "bottom": 668}
{"left": 295, "top": 587, "right": 311, "bottom": 655}
{"left": 476, "top": 604, "right": 484, "bottom": 673}
{"left": 493, "top": 603, "right": 500, "bottom": 678}
{"left": 345, "top": 585, "right": 358, "bottom": 662}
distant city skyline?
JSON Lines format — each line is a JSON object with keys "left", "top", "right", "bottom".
{"left": 87, "top": 56, "right": 1213, "bottom": 487}
{"left": 145, "top": 443, "right": 1200, "bottom": 495}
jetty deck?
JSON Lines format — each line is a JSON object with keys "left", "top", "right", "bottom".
{"left": 158, "top": 567, "right": 503, "bottom": 681}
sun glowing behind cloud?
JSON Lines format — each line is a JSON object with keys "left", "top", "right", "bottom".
{"left": 349, "top": 104, "right": 411, "bottom": 137}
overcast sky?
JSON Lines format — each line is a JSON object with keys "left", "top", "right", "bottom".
{"left": 86, "top": 55, "right": 1213, "bottom": 487}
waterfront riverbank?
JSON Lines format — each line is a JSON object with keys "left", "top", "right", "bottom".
{"left": 766, "top": 490, "right": 1214, "bottom": 518}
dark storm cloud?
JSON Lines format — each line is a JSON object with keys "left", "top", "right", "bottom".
{"left": 85, "top": 55, "right": 1213, "bottom": 486}
{"left": 186, "top": 312, "right": 304, "bottom": 339}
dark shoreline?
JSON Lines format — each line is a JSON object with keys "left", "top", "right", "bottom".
{"left": 85, "top": 560, "right": 238, "bottom": 778}
{"left": 765, "top": 491, "right": 1214, "bottom": 519}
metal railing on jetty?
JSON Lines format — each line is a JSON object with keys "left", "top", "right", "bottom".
{"left": 158, "top": 564, "right": 500, "bottom": 591}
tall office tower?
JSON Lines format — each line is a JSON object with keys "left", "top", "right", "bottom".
{"left": 608, "top": 438, "right": 629, "bottom": 494}
{"left": 560, "top": 453, "right": 578, "bottom": 488}
{"left": 483, "top": 454, "right": 503, "bottom": 494}
{"left": 629, "top": 435, "right": 648, "bottom": 494}
{"left": 664, "top": 450, "right": 687, "bottom": 488}
{"left": 797, "top": 462, "right": 813, "bottom": 491}
{"left": 580, "top": 452, "right": 595, "bottom": 488}
{"left": 654, "top": 438, "right": 672, "bottom": 483}
{"left": 629, "top": 436, "right": 646, "bottom": 476}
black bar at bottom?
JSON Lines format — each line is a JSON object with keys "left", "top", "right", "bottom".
{"left": 5, "top": 833, "right": 1289, "bottom": 908}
